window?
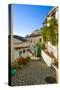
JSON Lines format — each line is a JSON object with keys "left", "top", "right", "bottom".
{"left": 23, "top": 49, "right": 25, "bottom": 53}
{"left": 40, "top": 38, "right": 42, "bottom": 42}
{"left": 19, "top": 51, "right": 22, "bottom": 56}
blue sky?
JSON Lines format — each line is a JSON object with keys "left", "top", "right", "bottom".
{"left": 13, "top": 4, "right": 53, "bottom": 37}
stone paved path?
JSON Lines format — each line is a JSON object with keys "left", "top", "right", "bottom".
{"left": 11, "top": 60, "right": 56, "bottom": 86}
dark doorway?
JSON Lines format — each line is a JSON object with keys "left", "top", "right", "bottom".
{"left": 45, "top": 76, "right": 57, "bottom": 83}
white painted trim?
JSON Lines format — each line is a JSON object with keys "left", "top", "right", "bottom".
{"left": 41, "top": 50, "right": 52, "bottom": 67}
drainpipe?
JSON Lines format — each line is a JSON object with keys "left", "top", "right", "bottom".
{"left": 11, "top": 4, "right": 13, "bottom": 64}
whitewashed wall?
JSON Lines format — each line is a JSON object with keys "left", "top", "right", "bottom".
{"left": 47, "top": 42, "right": 58, "bottom": 59}
{"left": 41, "top": 50, "right": 52, "bottom": 67}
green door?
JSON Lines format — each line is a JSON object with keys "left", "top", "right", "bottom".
{"left": 35, "top": 45, "right": 41, "bottom": 57}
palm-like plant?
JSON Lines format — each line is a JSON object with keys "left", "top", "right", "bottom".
{"left": 42, "top": 26, "right": 50, "bottom": 43}
{"left": 49, "top": 16, "right": 58, "bottom": 45}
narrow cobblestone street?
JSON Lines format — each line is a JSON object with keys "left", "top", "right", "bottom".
{"left": 11, "top": 60, "right": 56, "bottom": 86}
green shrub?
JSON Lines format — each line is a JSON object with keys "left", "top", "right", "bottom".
{"left": 11, "top": 61, "right": 17, "bottom": 69}
{"left": 25, "top": 56, "right": 31, "bottom": 61}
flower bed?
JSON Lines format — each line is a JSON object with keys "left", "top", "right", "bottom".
{"left": 16, "top": 56, "right": 31, "bottom": 68}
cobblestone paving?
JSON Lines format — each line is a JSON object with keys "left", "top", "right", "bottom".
{"left": 11, "top": 60, "right": 56, "bottom": 86}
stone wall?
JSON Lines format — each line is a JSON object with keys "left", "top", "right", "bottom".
{"left": 26, "top": 36, "right": 42, "bottom": 45}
